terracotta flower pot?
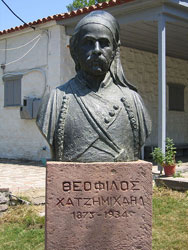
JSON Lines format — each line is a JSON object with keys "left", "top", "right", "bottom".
{"left": 164, "top": 164, "right": 176, "bottom": 177}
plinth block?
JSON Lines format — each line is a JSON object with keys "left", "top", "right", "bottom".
{"left": 46, "top": 161, "right": 152, "bottom": 250}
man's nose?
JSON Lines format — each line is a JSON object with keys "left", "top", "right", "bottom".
{"left": 93, "top": 41, "right": 101, "bottom": 55}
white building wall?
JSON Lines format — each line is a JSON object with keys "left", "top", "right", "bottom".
{"left": 60, "top": 26, "right": 75, "bottom": 84}
{"left": 121, "top": 47, "right": 188, "bottom": 146}
{"left": 0, "top": 23, "right": 74, "bottom": 160}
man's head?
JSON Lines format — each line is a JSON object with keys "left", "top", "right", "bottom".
{"left": 70, "top": 10, "right": 137, "bottom": 91}
{"left": 70, "top": 11, "right": 120, "bottom": 76}
{"left": 75, "top": 23, "right": 115, "bottom": 76}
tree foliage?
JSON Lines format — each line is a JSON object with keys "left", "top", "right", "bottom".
{"left": 66, "top": 0, "right": 109, "bottom": 12}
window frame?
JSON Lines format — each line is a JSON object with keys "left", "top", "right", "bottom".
{"left": 3, "top": 75, "right": 22, "bottom": 107}
{"left": 168, "top": 83, "right": 185, "bottom": 112}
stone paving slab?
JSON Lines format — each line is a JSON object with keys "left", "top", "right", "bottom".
{"left": 0, "top": 159, "right": 46, "bottom": 203}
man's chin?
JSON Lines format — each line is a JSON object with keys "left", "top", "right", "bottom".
{"left": 89, "top": 67, "right": 107, "bottom": 76}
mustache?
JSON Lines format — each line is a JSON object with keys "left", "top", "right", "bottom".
{"left": 86, "top": 54, "right": 108, "bottom": 65}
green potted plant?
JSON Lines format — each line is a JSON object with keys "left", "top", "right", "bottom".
{"left": 151, "top": 137, "right": 178, "bottom": 177}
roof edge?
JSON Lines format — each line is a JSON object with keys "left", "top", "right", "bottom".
{"left": 0, "top": 0, "right": 134, "bottom": 36}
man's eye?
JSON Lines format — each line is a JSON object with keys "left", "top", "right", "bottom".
{"left": 83, "top": 39, "right": 93, "bottom": 46}
{"left": 100, "top": 39, "right": 110, "bottom": 47}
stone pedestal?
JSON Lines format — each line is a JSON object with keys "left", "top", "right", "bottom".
{"left": 45, "top": 161, "right": 152, "bottom": 250}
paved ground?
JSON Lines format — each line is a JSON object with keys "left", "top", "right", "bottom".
{"left": 1, "top": 158, "right": 188, "bottom": 204}
{"left": 0, "top": 159, "right": 45, "bottom": 192}
{"left": 0, "top": 159, "right": 46, "bottom": 204}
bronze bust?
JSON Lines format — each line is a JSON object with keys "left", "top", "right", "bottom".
{"left": 36, "top": 11, "right": 151, "bottom": 162}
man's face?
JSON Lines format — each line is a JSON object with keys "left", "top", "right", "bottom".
{"left": 77, "top": 23, "right": 115, "bottom": 76}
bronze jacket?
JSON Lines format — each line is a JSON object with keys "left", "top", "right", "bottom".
{"left": 36, "top": 74, "right": 151, "bottom": 162}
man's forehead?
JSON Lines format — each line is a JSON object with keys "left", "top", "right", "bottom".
{"left": 79, "top": 23, "right": 114, "bottom": 39}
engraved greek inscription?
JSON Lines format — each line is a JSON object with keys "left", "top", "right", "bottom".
{"left": 130, "top": 181, "right": 140, "bottom": 190}
{"left": 122, "top": 197, "right": 130, "bottom": 205}
{"left": 89, "top": 212, "right": 95, "bottom": 219}
{"left": 62, "top": 182, "right": 71, "bottom": 192}
{"left": 104, "top": 210, "right": 109, "bottom": 218}
{"left": 120, "top": 181, "right": 129, "bottom": 191}
{"left": 139, "top": 196, "right": 144, "bottom": 205}
{"left": 83, "top": 198, "right": 92, "bottom": 206}
{"left": 74, "top": 197, "right": 82, "bottom": 206}
{"left": 66, "top": 197, "right": 74, "bottom": 206}
{"left": 101, "top": 196, "right": 110, "bottom": 205}
{"left": 113, "top": 196, "right": 121, "bottom": 206}
{"left": 71, "top": 209, "right": 131, "bottom": 220}
{"left": 106, "top": 210, "right": 113, "bottom": 218}
{"left": 122, "top": 196, "right": 145, "bottom": 206}
{"left": 62, "top": 180, "right": 140, "bottom": 192}
{"left": 77, "top": 212, "right": 82, "bottom": 219}
{"left": 114, "top": 210, "right": 121, "bottom": 218}
{"left": 84, "top": 182, "right": 91, "bottom": 191}
{"left": 110, "top": 181, "right": 119, "bottom": 191}
{"left": 73, "top": 181, "right": 82, "bottom": 191}
{"left": 130, "top": 196, "right": 137, "bottom": 205}
{"left": 93, "top": 197, "right": 101, "bottom": 206}
{"left": 104, "top": 209, "right": 128, "bottom": 219}
{"left": 95, "top": 181, "right": 105, "bottom": 191}
{"left": 82, "top": 212, "right": 88, "bottom": 218}
{"left": 56, "top": 197, "right": 64, "bottom": 206}
{"left": 121, "top": 211, "right": 128, "bottom": 218}
{"left": 71, "top": 211, "right": 76, "bottom": 219}
{"left": 56, "top": 195, "right": 146, "bottom": 207}
{"left": 71, "top": 211, "right": 96, "bottom": 220}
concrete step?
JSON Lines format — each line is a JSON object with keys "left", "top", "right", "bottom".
{"left": 154, "top": 176, "right": 188, "bottom": 191}
{"left": 152, "top": 163, "right": 188, "bottom": 191}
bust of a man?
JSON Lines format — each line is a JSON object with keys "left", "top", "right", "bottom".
{"left": 36, "top": 11, "right": 151, "bottom": 162}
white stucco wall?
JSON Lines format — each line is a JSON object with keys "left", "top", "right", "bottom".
{"left": 0, "top": 23, "right": 74, "bottom": 160}
{"left": 121, "top": 47, "right": 188, "bottom": 146}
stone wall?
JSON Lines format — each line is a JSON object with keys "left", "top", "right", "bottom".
{"left": 121, "top": 47, "right": 188, "bottom": 146}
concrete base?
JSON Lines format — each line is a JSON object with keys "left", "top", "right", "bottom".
{"left": 155, "top": 177, "right": 188, "bottom": 191}
{"left": 45, "top": 161, "right": 152, "bottom": 250}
